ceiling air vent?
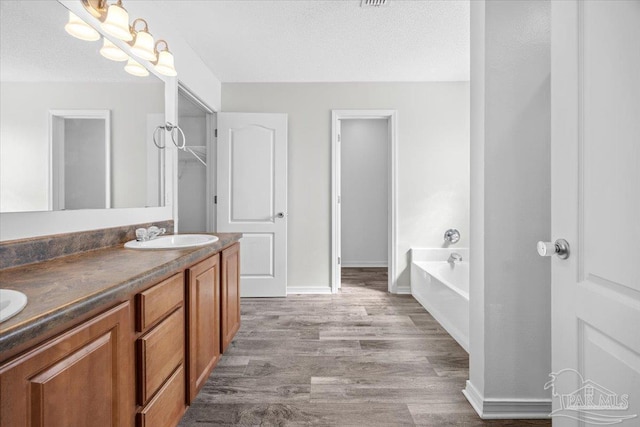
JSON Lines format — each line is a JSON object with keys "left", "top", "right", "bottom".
{"left": 361, "top": 0, "right": 388, "bottom": 7}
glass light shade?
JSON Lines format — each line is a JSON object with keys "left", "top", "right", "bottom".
{"left": 101, "top": 4, "right": 132, "bottom": 41}
{"left": 100, "top": 38, "right": 129, "bottom": 62}
{"left": 154, "top": 50, "right": 177, "bottom": 77}
{"left": 130, "top": 31, "right": 156, "bottom": 61}
{"left": 64, "top": 11, "right": 100, "bottom": 41}
{"left": 124, "top": 58, "right": 149, "bottom": 77}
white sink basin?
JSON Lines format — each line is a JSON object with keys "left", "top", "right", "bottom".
{"left": 0, "top": 289, "right": 28, "bottom": 323}
{"left": 124, "top": 234, "right": 219, "bottom": 250}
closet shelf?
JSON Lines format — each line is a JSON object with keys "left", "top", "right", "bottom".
{"left": 179, "top": 145, "right": 207, "bottom": 167}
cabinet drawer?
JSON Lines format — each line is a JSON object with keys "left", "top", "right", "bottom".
{"left": 137, "top": 307, "right": 184, "bottom": 405}
{"left": 137, "top": 272, "right": 184, "bottom": 332}
{"left": 137, "top": 365, "right": 186, "bottom": 427}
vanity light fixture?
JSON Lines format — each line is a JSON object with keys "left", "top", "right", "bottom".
{"left": 65, "top": 11, "right": 101, "bottom": 41}
{"left": 153, "top": 41, "right": 177, "bottom": 77}
{"left": 67, "top": 0, "right": 178, "bottom": 77}
{"left": 124, "top": 57, "right": 149, "bottom": 77}
{"left": 100, "top": 38, "right": 129, "bottom": 61}
{"left": 130, "top": 19, "right": 156, "bottom": 61}
{"left": 100, "top": 0, "right": 132, "bottom": 41}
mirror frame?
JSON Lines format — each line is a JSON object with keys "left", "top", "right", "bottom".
{"left": 0, "top": 0, "right": 178, "bottom": 241}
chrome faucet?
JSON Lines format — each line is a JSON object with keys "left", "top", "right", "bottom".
{"left": 447, "top": 252, "right": 463, "bottom": 265}
{"left": 135, "top": 226, "right": 166, "bottom": 242}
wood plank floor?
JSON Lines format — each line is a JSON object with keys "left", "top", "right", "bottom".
{"left": 179, "top": 268, "right": 551, "bottom": 426}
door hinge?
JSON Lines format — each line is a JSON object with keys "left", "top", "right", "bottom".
{"left": 337, "top": 195, "right": 341, "bottom": 204}
{"left": 337, "top": 133, "right": 341, "bottom": 143}
{"left": 214, "top": 129, "right": 218, "bottom": 137}
{"left": 214, "top": 196, "right": 217, "bottom": 204}
{"left": 338, "top": 257, "right": 341, "bottom": 265}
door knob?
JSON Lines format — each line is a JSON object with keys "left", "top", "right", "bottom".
{"left": 276, "top": 212, "right": 286, "bottom": 219}
{"left": 537, "top": 239, "right": 570, "bottom": 259}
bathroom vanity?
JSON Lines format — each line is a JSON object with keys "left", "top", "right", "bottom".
{"left": 0, "top": 232, "right": 241, "bottom": 427}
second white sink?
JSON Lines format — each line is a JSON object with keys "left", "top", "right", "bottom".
{"left": 124, "top": 234, "right": 219, "bottom": 250}
{"left": 0, "top": 289, "right": 28, "bottom": 323}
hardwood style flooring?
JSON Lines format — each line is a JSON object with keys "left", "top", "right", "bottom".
{"left": 179, "top": 268, "right": 551, "bottom": 426}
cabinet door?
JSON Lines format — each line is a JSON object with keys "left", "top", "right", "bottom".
{"left": 0, "top": 302, "right": 133, "bottom": 427}
{"left": 186, "top": 254, "right": 220, "bottom": 403}
{"left": 221, "top": 243, "right": 241, "bottom": 353}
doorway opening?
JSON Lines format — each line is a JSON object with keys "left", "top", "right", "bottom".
{"left": 49, "top": 110, "right": 111, "bottom": 211}
{"left": 331, "top": 110, "right": 397, "bottom": 294}
{"left": 177, "top": 84, "right": 216, "bottom": 233}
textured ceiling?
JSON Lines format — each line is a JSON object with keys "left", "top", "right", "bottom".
{"left": 151, "top": 0, "right": 470, "bottom": 82}
{"left": 1, "top": 1, "right": 469, "bottom": 83}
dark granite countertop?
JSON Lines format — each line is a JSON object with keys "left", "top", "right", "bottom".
{"left": 0, "top": 232, "right": 241, "bottom": 362}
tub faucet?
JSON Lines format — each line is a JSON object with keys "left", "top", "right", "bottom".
{"left": 447, "top": 252, "right": 463, "bottom": 265}
{"left": 135, "top": 226, "right": 166, "bottom": 242}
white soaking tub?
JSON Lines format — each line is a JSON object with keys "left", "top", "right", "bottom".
{"left": 411, "top": 248, "right": 469, "bottom": 352}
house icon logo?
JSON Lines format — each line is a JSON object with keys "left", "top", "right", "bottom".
{"left": 545, "top": 369, "right": 637, "bottom": 425}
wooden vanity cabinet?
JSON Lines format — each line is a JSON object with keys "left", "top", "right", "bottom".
{"left": 185, "top": 254, "right": 221, "bottom": 403}
{"left": 221, "top": 243, "right": 241, "bottom": 353}
{"left": 0, "top": 302, "right": 133, "bottom": 427}
{"left": 0, "top": 241, "right": 241, "bottom": 427}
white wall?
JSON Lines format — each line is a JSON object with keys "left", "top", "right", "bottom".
{"left": 123, "top": 1, "right": 222, "bottom": 112}
{"left": 63, "top": 118, "right": 106, "bottom": 210}
{"left": 0, "top": 82, "right": 164, "bottom": 211}
{"left": 469, "top": 0, "right": 487, "bottom": 398}
{"left": 340, "top": 119, "right": 388, "bottom": 267}
{"left": 222, "top": 83, "right": 470, "bottom": 292}
{"left": 465, "top": 0, "right": 551, "bottom": 418}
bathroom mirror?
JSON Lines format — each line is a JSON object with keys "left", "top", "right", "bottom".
{"left": 0, "top": 0, "right": 166, "bottom": 213}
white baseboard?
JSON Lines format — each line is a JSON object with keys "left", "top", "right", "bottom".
{"left": 395, "top": 285, "right": 411, "bottom": 294}
{"left": 463, "top": 381, "right": 486, "bottom": 417}
{"left": 463, "top": 381, "right": 551, "bottom": 419}
{"left": 287, "top": 286, "right": 332, "bottom": 295}
{"left": 341, "top": 261, "right": 388, "bottom": 268}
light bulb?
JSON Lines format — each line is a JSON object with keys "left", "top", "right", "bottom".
{"left": 154, "top": 50, "right": 177, "bottom": 77}
{"left": 64, "top": 11, "right": 100, "bottom": 41}
{"left": 131, "top": 30, "right": 156, "bottom": 61}
{"left": 101, "top": 3, "right": 132, "bottom": 42}
{"left": 100, "top": 38, "right": 129, "bottom": 62}
{"left": 124, "top": 58, "right": 149, "bottom": 77}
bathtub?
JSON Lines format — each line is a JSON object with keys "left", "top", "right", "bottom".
{"left": 410, "top": 248, "right": 469, "bottom": 352}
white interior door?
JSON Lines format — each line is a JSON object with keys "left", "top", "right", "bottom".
{"left": 549, "top": 1, "right": 640, "bottom": 425}
{"left": 217, "top": 113, "right": 288, "bottom": 297}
